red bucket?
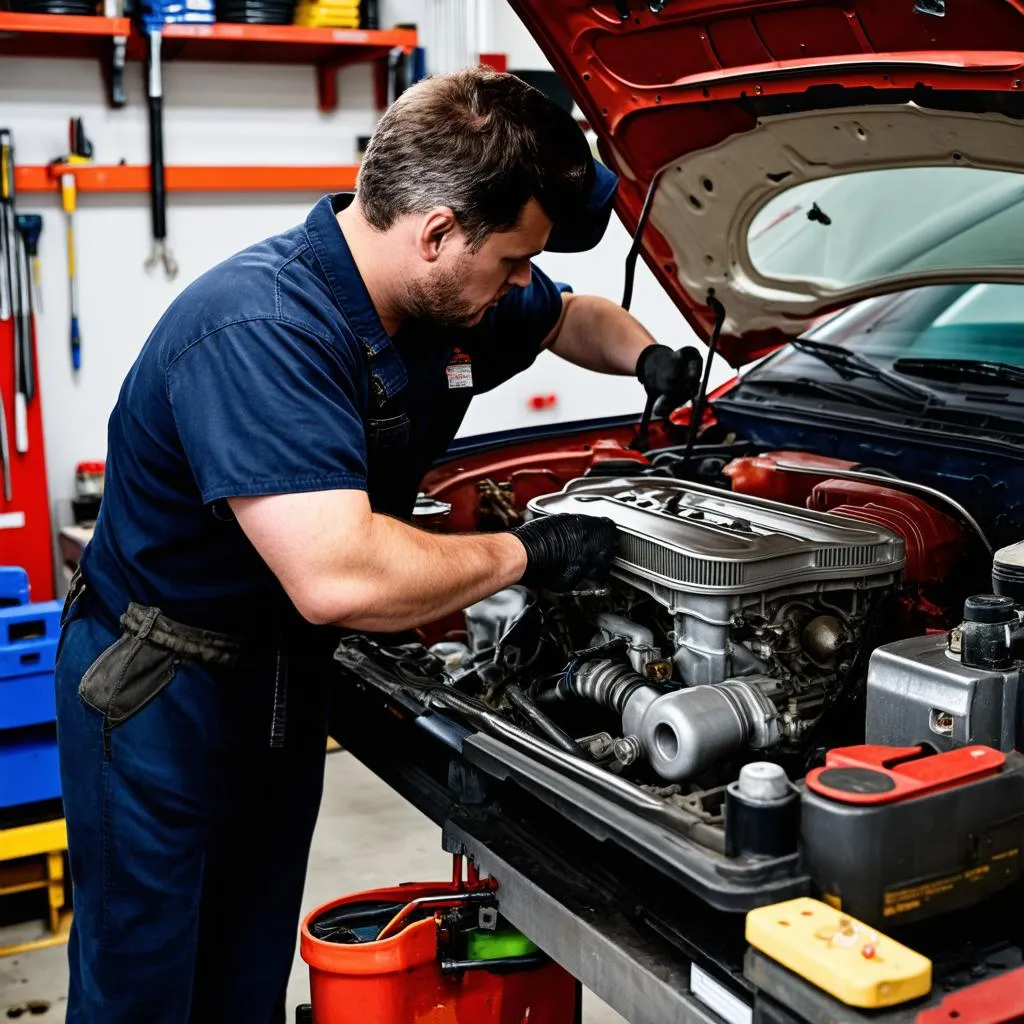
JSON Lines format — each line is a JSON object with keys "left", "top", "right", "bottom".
{"left": 300, "top": 876, "right": 577, "bottom": 1023}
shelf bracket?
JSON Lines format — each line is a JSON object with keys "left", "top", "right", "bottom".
{"left": 317, "top": 51, "right": 399, "bottom": 114}
{"left": 373, "top": 54, "right": 389, "bottom": 110}
{"left": 316, "top": 61, "right": 341, "bottom": 113}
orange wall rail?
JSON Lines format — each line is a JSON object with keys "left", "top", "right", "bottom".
{"left": 16, "top": 164, "right": 360, "bottom": 194}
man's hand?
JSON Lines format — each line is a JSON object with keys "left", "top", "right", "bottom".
{"left": 636, "top": 344, "right": 704, "bottom": 412}
{"left": 512, "top": 514, "right": 618, "bottom": 591}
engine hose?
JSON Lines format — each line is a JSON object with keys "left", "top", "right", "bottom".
{"left": 561, "top": 659, "right": 647, "bottom": 714}
{"left": 504, "top": 684, "right": 586, "bottom": 758}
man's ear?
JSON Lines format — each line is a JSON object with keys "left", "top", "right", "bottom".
{"left": 417, "top": 206, "right": 459, "bottom": 262}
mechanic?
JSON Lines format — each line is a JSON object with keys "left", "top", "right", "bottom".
{"left": 53, "top": 66, "right": 703, "bottom": 1024}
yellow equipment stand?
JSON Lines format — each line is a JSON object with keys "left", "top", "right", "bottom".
{"left": 0, "top": 817, "right": 72, "bottom": 957}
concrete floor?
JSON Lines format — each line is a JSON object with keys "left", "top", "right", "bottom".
{"left": 1, "top": 750, "right": 625, "bottom": 1022}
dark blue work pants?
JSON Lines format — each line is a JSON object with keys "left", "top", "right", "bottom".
{"left": 55, "top": 599, "right": 329, "bottom": 1023}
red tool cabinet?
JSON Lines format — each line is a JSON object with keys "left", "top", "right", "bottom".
{"left": 0, "top": 312, "right": 55, "bottom": 602}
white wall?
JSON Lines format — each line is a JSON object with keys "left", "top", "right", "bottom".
{"left": 1, "top": 0, "right": 725, "bottom": 538}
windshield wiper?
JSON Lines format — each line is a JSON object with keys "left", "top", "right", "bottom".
{"left": 789, "top": 338, "right": 945, "bottom": 407}
{"left": 892, "top": 358, "right": 1024, "bottom": 388}
{"left": 741, "top": 375, "right": 929, "bottom": 415}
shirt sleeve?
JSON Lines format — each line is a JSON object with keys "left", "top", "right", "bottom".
{"left": 469, "top": 263, "right": 572, "bottom": 394}
{"left": 166, "top": 319, "right": 368, "bottom": 504}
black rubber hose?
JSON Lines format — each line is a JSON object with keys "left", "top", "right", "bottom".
{"left": 504, "top": 684, "right": 586, "bottom": 758}
{"left": 441, "top": 953, "right": 550, "bottom": 974}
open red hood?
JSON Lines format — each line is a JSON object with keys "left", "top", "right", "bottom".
{"left": 509, "top": 0, "right": 1024, "bottom": 366}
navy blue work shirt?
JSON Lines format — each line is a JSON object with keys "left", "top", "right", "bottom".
{"left": 82, "top": 194, "right": 568, "bottom": 635}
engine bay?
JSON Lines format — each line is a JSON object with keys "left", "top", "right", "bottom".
{"left": 334, "top": 434, "right": 1024, "bottom": 925}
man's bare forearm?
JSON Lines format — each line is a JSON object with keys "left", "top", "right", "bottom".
{"left": 548, "top": 294, "right": 656, "bottom": 374}
{"left": 322, "top": 514, "right": 527, "bottom": 631}
{"left": 230, "top": 489, "right": 528, "bottom": 632}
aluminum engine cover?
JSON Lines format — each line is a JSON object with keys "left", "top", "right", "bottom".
{"left": 527, "top": 477, "right": 906, "bottom": 602}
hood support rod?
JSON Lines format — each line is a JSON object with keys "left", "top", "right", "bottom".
{"left": 624, "top": 170, "right": 663, "bottom": 450}
{"left": 679, "top": 293, "right": 726, "bottom": 472}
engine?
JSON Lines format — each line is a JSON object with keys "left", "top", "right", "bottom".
{"left": 511, "top": 477, "right": 901, "bottom": 780}
{"left": 333, "top": 444, "right": 1024, "bottom": 926}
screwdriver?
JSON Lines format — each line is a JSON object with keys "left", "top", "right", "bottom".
{"left": 61, "top": 170, "right": 81, "bottom": 372}
{"left": 16, "top": 214, "right": 42, "bottom": 315}
{"left": 56, "top": 118, "right": 92, "bottom": 373}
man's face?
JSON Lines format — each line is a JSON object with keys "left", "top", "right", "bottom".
{"left": 408, "top": 198, "right": 553, "bottom": 329}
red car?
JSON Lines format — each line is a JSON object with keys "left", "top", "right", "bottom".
{"left": 331, "top": 4, "right": 1024, "bottom": 1020}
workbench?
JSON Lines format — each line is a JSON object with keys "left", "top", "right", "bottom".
{"left": 331, "top": 670, "right": 1024, "bottom": 1024}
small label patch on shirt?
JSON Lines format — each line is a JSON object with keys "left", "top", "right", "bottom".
{"left": 446, "top": 349, "right": 474, "bottom": 390}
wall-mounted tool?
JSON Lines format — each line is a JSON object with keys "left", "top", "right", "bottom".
{"left": 52, "top": 118, "right": 93, "bottom": 373}
{"left": 0, "top": 389, "right": 10, "bottom": 502}
{"left": 144, "top": 31, "right": 178, "bottom": 280}
{"left": 1, "top": 129, "right": 31, "bottom": 454}
{"left": 104, "top": 0, "right": 128, "bottom": 107}
{"left": 0, "top": 153, "right": 8, "bottom": 324}
{"left": 16, "top": 215, "right": 43, "bottom": 316}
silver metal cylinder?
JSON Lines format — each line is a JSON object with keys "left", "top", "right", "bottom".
{"left": 622, "top": 677, "right": 782, "bottom": 782}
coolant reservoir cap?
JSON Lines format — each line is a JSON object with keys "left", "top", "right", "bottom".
{"left": 737, "top": 762, "right": 790, "bottom": 802}
{"left": 963, "top": 594, "right": 1016, "bottom": 624}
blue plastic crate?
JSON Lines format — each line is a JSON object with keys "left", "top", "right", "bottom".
{"left": 0, "top": 601, "right": 62, "bottom": 680}
{"left": 0, "top": 671, "right": 56, "bottom": 730}
{"left": 0, "top": 567, "right": 30, "bottom": 609}
{"left": 0, "top": 732, "right": 61, "bottom": 809}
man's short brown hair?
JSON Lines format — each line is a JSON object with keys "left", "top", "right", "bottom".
{"left": 356, "top": 66, "right": 592, "bottom": 249}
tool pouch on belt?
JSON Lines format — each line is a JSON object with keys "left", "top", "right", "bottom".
{"left": 79, "top": 601, "right": 243, "bottom": 758}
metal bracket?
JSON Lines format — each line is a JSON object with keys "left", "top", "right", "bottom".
{"left": 444, "top": 820, "right": 728, "bottom": 1024}
{"left": 108, "top": 36, "right": 127, "bottom": 108}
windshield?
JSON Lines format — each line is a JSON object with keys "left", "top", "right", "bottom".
{"left": 739, "top": 282, "right": 1024, "bottom": 428}
{"left": 747, "top": 167, "right": 1024, "bottom": 291}
{"left": 804, "top": 283, "right": 1024, "bottom": 365}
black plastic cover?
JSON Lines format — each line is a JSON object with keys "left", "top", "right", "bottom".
{"left": 801, "top": 752, "right": 1024, "bottom": 926}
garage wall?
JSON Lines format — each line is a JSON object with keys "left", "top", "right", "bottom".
{"left": 1, "top": 0, "right": 722, "bottom": 542}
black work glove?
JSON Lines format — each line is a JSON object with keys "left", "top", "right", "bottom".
{"left": 512, "top": 514, "right": 618, "bottom": 592}
{"left": 635, "top": 344, "right": 703, "bottom": 415}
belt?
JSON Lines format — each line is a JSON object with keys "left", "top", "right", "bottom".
{"left": 65, "top": 569, "right": 290, "bottom": 747}
{"left": 68, "top": 573, "right": 242, "bottom": 665}
{"left": 120, "top": 602, "right": 243, "bottom": 667}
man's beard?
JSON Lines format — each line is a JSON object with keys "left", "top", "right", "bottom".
{"left": 403, "top": 261, "right": 484, "bottom": 329}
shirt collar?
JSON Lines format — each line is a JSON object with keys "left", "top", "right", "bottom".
{"left": 304, "top": 193, "right": 392, "bottom": 357}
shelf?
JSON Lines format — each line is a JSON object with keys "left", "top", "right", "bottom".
{"left": 0, "top": 11, "right": 130, "bottom": 59}
{"left": 0, "top": 11, "right": 130, "bottom": 36}
{"left": 0, "top": 12, "right": 417, "bottom": 110}
{"left": 16, "top": 163, "right": 359, "bottom": 194}
{"left": 154, "top": 21, "right": 415, "bottom": 56}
